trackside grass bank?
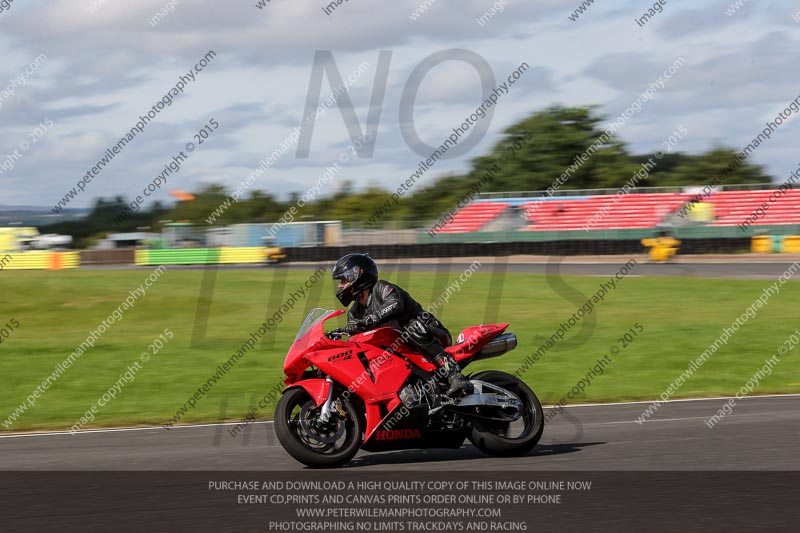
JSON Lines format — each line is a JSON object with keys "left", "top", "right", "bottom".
{"left": 0, "top": 268, "right": 798, "bottom": 431}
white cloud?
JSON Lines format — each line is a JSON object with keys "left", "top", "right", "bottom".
{"left": 0, "top": 0, "right": 794, "bottom": 207}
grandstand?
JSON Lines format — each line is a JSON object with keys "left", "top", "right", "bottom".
{"left": 434, "top": 186, "right": 800, "bottom": 234}
{"left": 437, "top": 202, "right": 510, "bottom": 233}
{"left": 709, "top": 189, "right": 800, "bottom": 227}
{"left": 522, "top": 193, "right": 687, "bottom": 231}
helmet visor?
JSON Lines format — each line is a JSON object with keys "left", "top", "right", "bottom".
{"left": 333, "top": 266, "right": 362, "bottom": 306}
{"left": 334, "top": 265, "right": 361, "bottom": 287}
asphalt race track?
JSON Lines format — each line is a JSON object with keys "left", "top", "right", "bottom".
{"left": 4, "top": 395, "right": 800, "bottom": 532}
{"left": 352, "top": 259, "right": 800, "bottom": 279}
{"left": 2, "top": 395, "right": 797, "bottom": 471}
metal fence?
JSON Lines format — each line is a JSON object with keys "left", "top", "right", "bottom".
{"left": 476, "top": 183, "right": 779, "bottom": 200}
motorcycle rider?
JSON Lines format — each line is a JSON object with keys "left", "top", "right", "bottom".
{"left": 332, "top": 253, "right": 472, "bottom": 398}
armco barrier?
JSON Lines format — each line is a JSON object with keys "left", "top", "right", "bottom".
{"left": 53, "top": 252, "right": 80, "bottom": 270}
{"left": 751, "top": 236, "right": 779, "bottom": 253}
{"left": 750, "top": 235, "right": 800, "bottom": 253}
{"left": 86, "top": 247, "right": 270, "bottom": 266}
{"left": 135, "top": 248, "right": 220, "bottom": 266}
{"left": 780, "top": 236, "right": 800, "bottom": 253}
{"left": 4, "top": 251, "right": 50, "bottom": 269}
{"left": 134, "top": 249, "right": 148, "bottom": 265}
{"left": 0, "top": 251, "right": 80, "bottom": 270}
{"left": 3, "top": 239, "right": 758, "bottom": 270}
{"left": 218, "top": 247, "right": 264, "bottom": 264}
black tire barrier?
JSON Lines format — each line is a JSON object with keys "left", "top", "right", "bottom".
{"left": 281, "top": 238, "right": 752, "bottom": 262}
{"left": 79, "top": 249, "right": 137, "bottom": 265}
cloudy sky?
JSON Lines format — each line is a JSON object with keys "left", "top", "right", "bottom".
{"left": 0, "top": 0, "right": 798, "bottom": 209}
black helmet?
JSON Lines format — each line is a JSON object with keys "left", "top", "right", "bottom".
{"left": 332, "top": 253, "right": 378, "bottom": 306}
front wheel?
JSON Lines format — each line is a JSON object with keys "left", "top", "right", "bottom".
{"left": 274, "top": 387, "right": 362, "bottom": 468}
{"left": 467, "top": 370, "right": 544, "bottom": 457}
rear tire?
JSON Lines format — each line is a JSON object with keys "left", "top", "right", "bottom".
{"left": 274, "top": 387, "right": 362, "bottom": 468}
{"left": 467, "top": 370, "right": 544, "bottom": 457}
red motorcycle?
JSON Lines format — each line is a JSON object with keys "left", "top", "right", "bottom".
{"left": 275, "top": 308, "right": 544, "bottom": 468}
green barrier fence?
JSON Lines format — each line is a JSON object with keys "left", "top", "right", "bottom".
{"left": 135, "top": 248, "right": 220, "bottom": 265}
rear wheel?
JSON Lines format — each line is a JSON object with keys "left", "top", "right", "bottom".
{"left": 467, "top": 370, "right": 543, "bottom": 457}
{"left": 274, "top": 387, "right": 362, "bottom": 468}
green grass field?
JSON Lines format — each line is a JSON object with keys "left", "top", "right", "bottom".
{"left": 1, "top": 265, "right": 798, "bottom": 432}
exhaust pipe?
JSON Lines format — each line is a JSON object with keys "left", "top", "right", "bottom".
{"left": 474, "top": 332, "right": 517, "bottom": 361}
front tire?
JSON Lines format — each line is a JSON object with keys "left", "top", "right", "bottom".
{"left": 274, "top": 387, "right": 362, "bottom": 468}
{"left": 467, "top": 370, "right": 544, "bottom": 457}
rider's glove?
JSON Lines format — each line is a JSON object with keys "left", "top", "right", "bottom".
{"left": 345, "top": 315, "right": 377, "bottom": 335}
{"left": 345, "top": 320, "right": 366, "bottom": 335}
{"left": 362, "top": 314, "right": 377, "bottom": 330}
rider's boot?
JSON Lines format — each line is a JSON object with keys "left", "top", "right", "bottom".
{"left": 434, "top": 353, "right": 472, "bottom": 398}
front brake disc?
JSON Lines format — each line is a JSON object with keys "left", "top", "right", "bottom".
{"left": 299, "top": 401, "right": 346, "bottom": 444}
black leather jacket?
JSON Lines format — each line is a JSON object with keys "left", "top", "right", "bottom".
{"left": 347, "top": 280, "right": 424, "bottom": 329}
{"left": 349, "top": 280, "right": 451, "bottom": 350}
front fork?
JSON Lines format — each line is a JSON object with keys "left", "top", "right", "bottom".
{"left": 318, "top": 375, "right": 335, "bottom": 424}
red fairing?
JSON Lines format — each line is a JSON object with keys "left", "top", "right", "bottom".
{"left": 349, "top": 327, "right": 412, "bottom": 352}
{"left": 447, "top": 323, "right": 509, "bottom": 363}
{"left": 288, "top": 378, "right": 331, "bottom": 407}
{"left": 283, "top": 309, "right": 348, "bottom": 384}
{"left": 308, "top": 342, "right": 412, "bottom": 439}
{"left": 350, "top": 327, "right": 436, "bottom": 372}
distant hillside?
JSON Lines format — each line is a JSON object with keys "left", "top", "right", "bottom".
{"left": 0, "top": 205, "right": 90, "bottom": 227}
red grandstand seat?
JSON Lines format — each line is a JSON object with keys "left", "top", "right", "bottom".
{"left": 438, "top": 202, "right": 509, "bottom": 233}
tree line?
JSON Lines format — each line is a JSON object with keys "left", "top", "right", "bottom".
{"left": 43, "top": 106, "right": 771, "bottom": 247}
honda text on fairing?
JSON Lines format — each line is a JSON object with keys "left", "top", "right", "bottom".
{"left": 274, "top": 308, "right": 544, "bottom": 468}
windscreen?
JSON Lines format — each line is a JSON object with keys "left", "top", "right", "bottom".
{"left": 294, "top": 308, "right": 336, "bottom": 341}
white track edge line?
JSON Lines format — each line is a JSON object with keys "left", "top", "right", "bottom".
{"left": 0, "top": 420, "right": 274, "bottom": 439}
{"left": 2, "top": 393, "right": 798, "bottom": 439}
{"left": 542, "top": 392, "right": 800, "bottom": 408}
